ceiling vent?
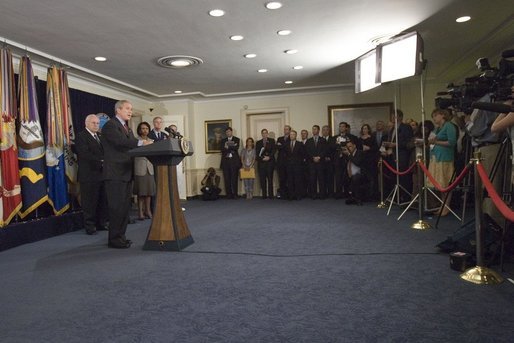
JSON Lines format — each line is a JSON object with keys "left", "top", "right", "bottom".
{"left": 156, "top": 55, "right": 203, "bottom": 69}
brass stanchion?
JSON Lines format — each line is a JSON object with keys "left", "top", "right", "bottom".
{"left": 411, "top": 156, "right": 431, "bottom": 230}
{"left": 460, "top": 151, "right": 504, "bottom": 285}
{"left": 377, "top": 157, "right": 386, "bottom": 208}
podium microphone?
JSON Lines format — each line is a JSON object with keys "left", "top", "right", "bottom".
{"left": 471, "top": 102, "right": 514, "bottom": 114}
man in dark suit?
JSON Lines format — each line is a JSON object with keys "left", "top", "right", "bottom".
{"left": 305, "top": 125, "right": 327, "bottom": 199}
{"left": 220, "top": 127, "right": 241, "bottom": 199}
{"left": 255, "top": 128, "right": 276, "bottom": 199}
{"left": 285, "top": 130, "right": 306, "bottom": 200}
{"left": 276, "top": 125, "right": 291, "bottom": 199}
{"left": 343, "top": 140, "right": 368, "bottom": 205}
{"left": 148, "top": 116, "right": 168, "bottom": 141}
{"left": 75, "top": 114, "right": 108, "bottom": 235}
{"left": 102, "top": 100, "right": 152, "bottom": 249}
{"left": 321, "top": 125, "right": 335, "bottom": 198}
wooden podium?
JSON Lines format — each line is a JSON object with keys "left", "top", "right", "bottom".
{"left": 128, "top": 138, "right": 194, "bottom": 251}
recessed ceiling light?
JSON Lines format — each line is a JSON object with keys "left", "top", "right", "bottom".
{"left": 230, "top": 35, "right": 244, "bottom": 41}
{"left": 456, "top": 16, "right": 471, "bottom": 23}
{"left": 284, "top": 81, "right": 293, "bottom": 84}
{"left": 244, "top": 53, "right": 257, "bottom": 58}
{"left": 258, "top": 69, "right": 268, "bottom": 73}
{"left": 293, "top": 66, "right": 303, "bottom": 70}
{"left": 284, "top": 49, "right": 298, "bottom": 54}
{"left": 265, "top": 2, "right": 282, "bottom": 10}
{"left": 156, "top": 55, "right": 203, "bottom": 69}
{"left": 277, "top": 30, "right": 291, "bottom": 36}
{"left": 209, "top": 9, "right": 225, "bottom": 17}
{"left": 94, "top": 56, "right": 107, "bottom": 62}
{"left": 174, "top": 90, "right": 183, "bottom": 94}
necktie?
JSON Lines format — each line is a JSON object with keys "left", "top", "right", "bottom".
{"left": 123, "top": 123, "right": 129, "bottom": 133}
{"left": 291, "top": 141, "right": 294, "bottom": 150}
{"left": 94, "top": 134, "right": 100, "bottom": 144}
{"left": 157, "top": 132, "right": 160, "bottom": 140}
{"left": 315, "top": 136, "right": 318, "bottom": 146}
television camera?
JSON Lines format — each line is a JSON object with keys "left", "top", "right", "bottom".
{"left": 435, "top": 49, "right": 514, "bottom": 114}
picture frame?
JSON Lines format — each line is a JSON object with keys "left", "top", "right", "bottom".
{"left": 328, "top": 102, "right": 393, "bottom": 136}
{"left": 205, "top": 119, "right": 232, "bottom": 153}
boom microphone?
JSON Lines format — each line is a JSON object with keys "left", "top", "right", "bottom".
{"left": 471, "top": 102, "right": 514, "bottom": 113}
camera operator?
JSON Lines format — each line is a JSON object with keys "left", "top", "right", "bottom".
{"left": 201, "top": 167, "right": 221, "bottom": 200}
{"left": 491, "top": 87, "right": 514, "bottom": 186}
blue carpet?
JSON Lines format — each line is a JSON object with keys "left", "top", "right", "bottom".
{"left": 1, "top": 199, "right": 513, "bottom": 342}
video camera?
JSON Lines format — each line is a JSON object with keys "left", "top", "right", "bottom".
{"left": 435, "top": 49, "right": 514, "bottom": 114}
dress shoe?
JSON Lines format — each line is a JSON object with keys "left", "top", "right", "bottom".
{"left": 128, "top": 217, "right": 136, "bottom": 224}
{"left": 138, "top": 217, "right": 145, "bottom": 221}
{"left": 96, "top": 226, "right": 109, "bottom": 231}
{"left": 85, "top": 229, "right": 97, "bottom": 235}
{"left": 108, "top": 241, "right": 130, "bottom": 249}
{"left": 345, "top": 198, "right": 356, "bottom": 205}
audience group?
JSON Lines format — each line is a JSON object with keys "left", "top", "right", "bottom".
{"left": 208, "top": 109, "right": 461, "bottom": 210}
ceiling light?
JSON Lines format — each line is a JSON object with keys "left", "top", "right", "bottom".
{"left": 174, "top": 90, "right": 183, "bottom": 94}
{"left": 230, "top": 35, "right": 244, "bottom": 41}
{"left": 277, "top": 30, "right": 291, "bottom": 36}
{"left": 293, "top": 66, "right": 303, "bottom": 70}
{"left": 284, "top": 49, "right": 298, "bottom": 54}
{"left": 209, "top": 9, "right": 225, "bottom": 17}
{"left": 156, "top": 55, "right": 203, "bottom": 69}
{"left": 265, "top": 2, "right": 282, "bottom": 10}
{"left": 244, "top": 53, "right": 257, "bottom": 58}
{"left": 258, "top": 69, "right": 268, "bottom": 73}
{"left": 94, "top": 56, "right": 107, "bottom": 62}
{"left": 284, "top": 81, "right": 293, "bottom": 84}
{"left": 456, "top": 16, "right": 471, "bottom": 23}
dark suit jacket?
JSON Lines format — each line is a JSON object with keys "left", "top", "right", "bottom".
{"left": 220, "top": 136, "right": 241, "bottom": 168}
{"left": 255, "top": 138, "right": 276, "bottom": 164}
{"left": 75, "top": 130, "right": 104, "bottom": 183}
{"left": 285, "top": 141, "right": 306, "bottom": 166}
{"left": 148, "top": 129, "right": 168, "bottom": 141}
{"left": 101, "top": 117, "right": 139, "bottom": 182}
{"left": 276, "top": 135, "right": 290, "bottom": 165}
{"left": 305, "top": 136, "right": 327, "bottom": 163}
{"left": 372, "top": 130, "right": 387, "bottom": 148}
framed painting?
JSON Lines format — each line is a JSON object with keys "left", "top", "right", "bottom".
{"left": 328, "top": 102, "right": 393, "bottom": 136}
{"left": 205, "top": 119, "right": 232, "bottom": 153}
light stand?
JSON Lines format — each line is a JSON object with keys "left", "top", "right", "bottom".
{"left": 385, "top": 83, "right": 412, "bottom": 216}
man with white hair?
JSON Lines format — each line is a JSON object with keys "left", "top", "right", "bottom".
{"left": 75, "top": 114, "right": 108, "bottom": 235}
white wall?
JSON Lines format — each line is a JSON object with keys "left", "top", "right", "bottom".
{"left": 157, "top": 76, "right": 448, "bottom": 196}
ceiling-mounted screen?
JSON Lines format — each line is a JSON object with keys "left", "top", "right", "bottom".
{"left": 355, "top": 49, "right": 380, "bottom": 93}
{"left": 376, "top": 32, "right": 424, "bottom": 83}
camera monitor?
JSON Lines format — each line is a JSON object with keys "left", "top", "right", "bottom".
{"left": 355, "top": 49, "right": 380, "bottom": 93}
{"left": 376, "top": 31, "right": 424, "bottom": 83}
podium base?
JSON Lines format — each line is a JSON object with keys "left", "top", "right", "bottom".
{"left": 143, "top": 236, "right": 194, "bottom": 251}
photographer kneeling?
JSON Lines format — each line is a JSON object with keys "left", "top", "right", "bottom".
{"left": 343, "top": 141, "right": 369, "bottom": 205}
{"left": 201, "top": 167, "right": 221, "bottom": 201}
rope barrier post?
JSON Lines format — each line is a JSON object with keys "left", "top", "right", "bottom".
{"left": 460, "top": 151, "right": 504, "bottom": 285}
{"left": 411, "top": 155, "right": 431, "bottom": 230}
{"left": 377, "top": 157, "right": 386, "bottom": 208}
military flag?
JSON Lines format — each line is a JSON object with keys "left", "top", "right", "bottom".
{"left": 0, "top": 48, "right": 22, "bottom": 227}
{"left": 18, "top": 56, "right": 48, "bottom": 218}
{"left": 46, "top": 66, "right": 69, "bottom": 215}
{"left": 59, "top": 69, "right": 78, "bottom": 197}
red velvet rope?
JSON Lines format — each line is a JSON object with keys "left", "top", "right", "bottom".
{"left": 476, "top": 163, "right": 514, "bottom": 222}
{"left": 418, "top": 160, "right": 471, "bottom": 193}
{"left": 382, "top": 159, "right": 417, "bottom": 176}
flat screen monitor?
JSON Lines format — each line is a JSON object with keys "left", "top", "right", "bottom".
{"left": 355, "top": 49, "right": 380, "bottom": 93}
{"left": 376, "top": 32, "right": 424, "bottom": 83}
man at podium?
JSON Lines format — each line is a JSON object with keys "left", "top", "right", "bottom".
{"left": 102, "top": 100, "right": 152, "bottom": 249}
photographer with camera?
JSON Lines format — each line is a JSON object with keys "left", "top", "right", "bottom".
{"left": 201, "top": 167, "right": 221, "bottom": 201}
{"left": 491, "top": 87, "right": 514, "bottom": 186}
